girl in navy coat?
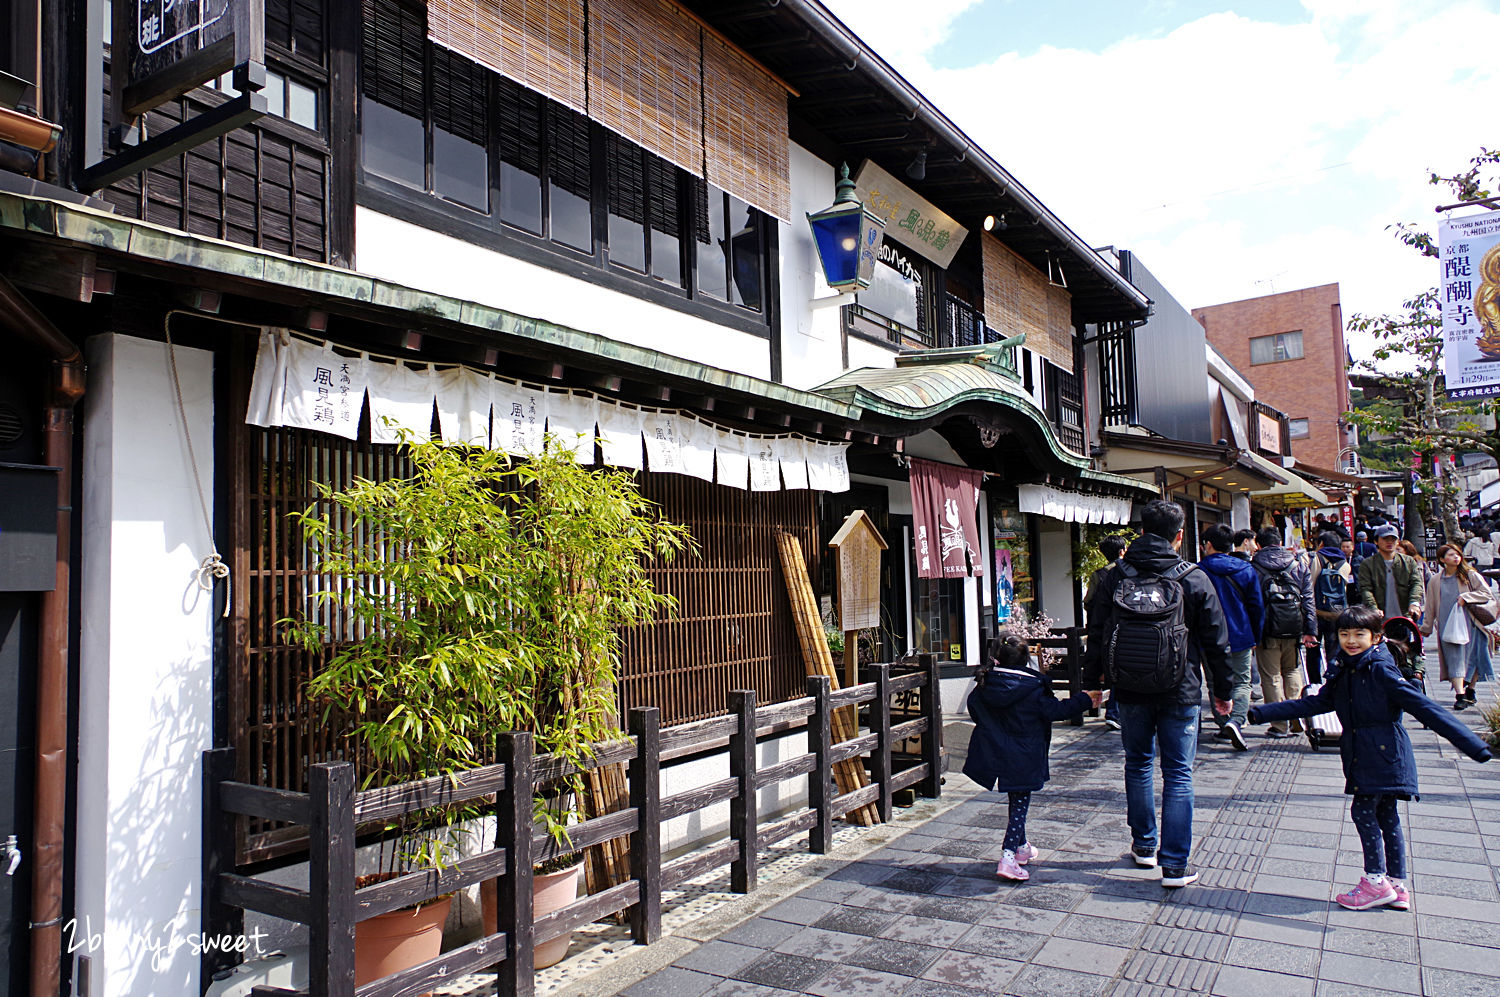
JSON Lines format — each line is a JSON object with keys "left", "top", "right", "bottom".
{"left": 1248, "top": 605, "right": 1491, "bottom": 910}
{"left": 963, "top": 632, "right": 1093, "bottom": 881}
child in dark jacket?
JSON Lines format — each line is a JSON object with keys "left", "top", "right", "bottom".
{"left": 1248, "top": 605, "right": 1491, "bottom": 910}
{"left": 963, "top": 631, "right": 1094, "bottom": 881}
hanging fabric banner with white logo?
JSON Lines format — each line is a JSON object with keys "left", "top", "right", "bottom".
{"left": 909, "top": 457, "right": 983, "bottom": 579}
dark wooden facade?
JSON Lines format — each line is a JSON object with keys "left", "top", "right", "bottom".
{"left": 98, "top": 0, "right": 340, "bottom": 264}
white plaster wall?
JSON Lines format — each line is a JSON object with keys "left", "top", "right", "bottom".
{"left": 1037, "top": 519, "right": 1078, "bottom": 628}
{"left": 777, "top": 145, "right": 857, "bottom": 390}
{"left": 77, "top": 334, "right": 217, "bottom": 997}
{"left": 355, "top": 208, "right": 772, "bottom": 379}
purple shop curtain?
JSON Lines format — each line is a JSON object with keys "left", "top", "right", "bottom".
{"left": 909, "top": 457, "right": 984, "bottom": 579}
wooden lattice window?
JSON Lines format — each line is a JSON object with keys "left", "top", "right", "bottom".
{"left": 232, "top": 424, "right": 819, "bottom": 861}
{"left": 621, "top": 475, "right": 820, "bottom": 726}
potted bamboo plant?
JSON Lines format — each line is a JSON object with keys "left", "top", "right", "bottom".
{"left": 288, "top": 432, "right": 690, "bottom": 983}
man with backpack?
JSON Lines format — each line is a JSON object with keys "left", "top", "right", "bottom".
{"left": 1252, "top": 526, "right": 1319, "bottom": 738}
{"left": 1309, "top": 531, "right": 1354, "bottom": 683}
{"left": 1197, "top": 524, "right": 1264, "bottom": 750}
{"left": 1083, "top": 500, "right": 1232, "bottom": 889}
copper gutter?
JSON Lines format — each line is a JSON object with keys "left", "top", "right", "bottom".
{"left": 0, "top": 105, "right": 61, "bottom": 154}
{"left": 0, "top": 273, "right": 83, "bottom": 997}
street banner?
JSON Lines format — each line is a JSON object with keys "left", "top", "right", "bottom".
{"left": 1439, "top": 213, "right": 1500, "bottom": 400}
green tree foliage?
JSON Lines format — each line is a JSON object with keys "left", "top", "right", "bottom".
{"left": 286, "top": 434, "right": 693, "bottom": 868}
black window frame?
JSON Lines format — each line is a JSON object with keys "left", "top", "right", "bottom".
{"left": 355, "top": 0, "right": 775, "bottom": 339}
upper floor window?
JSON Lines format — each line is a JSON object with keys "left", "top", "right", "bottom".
{"left": 1289, "top": 417, "right": 1310, "bottom": 439}
{"left": 358, "top": 0, "right": 771, "bottom": 326}
{"left": 1250, "top": 331, "right": 1304, "bottom": 364}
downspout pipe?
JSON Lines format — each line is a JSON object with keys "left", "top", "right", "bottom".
{"left": 0, "top": 273, "right": 84, "bottom": 997}
{"left": 777, "top": 0, "right": 1152, "bottom": 316}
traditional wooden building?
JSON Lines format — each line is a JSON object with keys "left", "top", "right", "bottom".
{"left": 0, "top": 3, "right": 1153, "bottom": 995}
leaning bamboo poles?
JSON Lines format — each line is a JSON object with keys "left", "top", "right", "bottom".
{"left": 775, "top": 531, "right": 880, "bottom": 827}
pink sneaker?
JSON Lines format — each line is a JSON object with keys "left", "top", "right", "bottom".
{"left": 995, "top": 850, "right": 1030, "bottom": 881}
{"left": 1386, "top": 882, "right": 1410, "bottom": 910}
{"left": 1336, "top": 876, "right": 1397, "bottom": 910}
{"left": 1016, "top": 843, "right": 1039, "bottom": 865}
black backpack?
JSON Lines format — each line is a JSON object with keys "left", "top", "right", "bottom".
{"left": 1105, "top": 561, "right": 1195, "bottom": 694}
{"left": 1313, "top": 555, "right": 1349, "bottom": 614}
{"left": 1262, "top": 566, "right": 1305, "bottom": 639}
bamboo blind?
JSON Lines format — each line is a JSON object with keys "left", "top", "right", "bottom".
{"left": 587, "top": 0, "right": 704, "bottom": 179}
{"left": 427, "top": 0, "right": 587, "bottom": 115}
{"left": 982, "top": 233, "right": 1074, "bottom": 373}
{"left": 703, "top": 32, "right": 792, "bottom": 223}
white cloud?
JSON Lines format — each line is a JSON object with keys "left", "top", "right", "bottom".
{"left": 820, "top": 0, "right": 1500, "bottom": 361}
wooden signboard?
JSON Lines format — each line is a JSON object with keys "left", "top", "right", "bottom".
{"left": 829, "top": 511, "right": 887, "bottom": 686}
{"left": 830, "top": 510, "right": 886, "bottom": 631}
{"left": 113, "top": 0, "right": 265, "bottom": 118}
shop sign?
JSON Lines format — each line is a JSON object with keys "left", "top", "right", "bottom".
{"left": 1257, "top": 412, "right": 1281, "bottom": 453}
{"left": 113, "top": 0, "right": 265, "bottom": 118}
{"left": 852, "top": 160, "right": 968, "bottom": 269}
{"left": 1199, "top": 485, "right": 1221, "bottom": 506}
{"left": 1341, "top": 504, "right": 1355, "bottom": 538}
{"left": 1439, "top": 212, "right": 1500, "bottom": 400}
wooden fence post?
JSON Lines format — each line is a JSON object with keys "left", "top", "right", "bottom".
{"left": 728, "top": 690, "right": 758, "bottom": 893}
{"left": 308, "top": 762, "right": 356, "bottom": 997}
{"left": 919, "top": 653, "right": 943, "bottom": 799}
{"left": 497, "top": 733, "right": 535, "bottom": 997}
{"left": 807, "top": 675, "right": 833, "bottom": 853}
{"left": 870, "top": 664, "right": 893, "bottom": 823}
{"left": 201, "top": 748, "right": 243, "bottom": 988}
{"left": 1067, "top": 627, "right": 1086, "bottom": 726}
{"left": 627, "top": 707, "right": 661, "bottom": 944}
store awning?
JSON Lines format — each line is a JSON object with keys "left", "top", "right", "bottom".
{"left": 1249, "top": 459, "right": 1331, "bottom": 508}
{"left": 1018, "top": 482, "right": 1132, "bottom": 525}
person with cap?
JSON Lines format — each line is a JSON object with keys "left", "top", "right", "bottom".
{"left": 1355, "top": 531, "right": 1377, "bottom": 560}
{"left": 1357, "top": 525, "right": 1424, "bottom": 623}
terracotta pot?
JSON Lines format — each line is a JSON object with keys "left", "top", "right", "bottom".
{"left": 354, "top": 895, "right": 453, "bottom": 997}
{"left": 480, "top": 862, "right": 583, "bottom": 969}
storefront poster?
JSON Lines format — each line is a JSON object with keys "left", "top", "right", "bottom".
{"left": 1439, "top": 213, "right": 1500, "bottom": 400}
{"left": 994, "top": 548, "right": 1014, "bottom": 623}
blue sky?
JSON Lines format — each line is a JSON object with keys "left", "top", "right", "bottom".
{"left": 820, "top": 0, "right": 1500, "bottom": 363}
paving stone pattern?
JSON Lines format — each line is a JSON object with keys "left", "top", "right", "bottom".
{"left": 615, "top": 667, "right": 1500, "bottom": 996}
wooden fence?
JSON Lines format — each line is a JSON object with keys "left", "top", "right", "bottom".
{"left": 206, "top": 655, "right": 944, "bottom": 997}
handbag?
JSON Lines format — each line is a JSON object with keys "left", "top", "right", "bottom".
{"left": 1460, "top": 589, "right": 1500, "bottom": 627}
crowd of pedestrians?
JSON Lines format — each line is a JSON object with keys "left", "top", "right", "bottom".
{"left": 964, "top": 499, "right": 1496, "bottom": 913}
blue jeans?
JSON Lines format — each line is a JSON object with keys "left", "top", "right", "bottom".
{"left": 1119, "top": 701, "right": 1199, "bottom": 869}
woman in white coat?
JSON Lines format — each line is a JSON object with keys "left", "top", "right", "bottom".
{"left": 1420, "top": 544, "right": 1496, "bottom": 710}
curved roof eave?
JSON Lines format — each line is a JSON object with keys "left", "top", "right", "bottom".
{"left": 816, "top": 374, "right": 1154, "bottom": 497}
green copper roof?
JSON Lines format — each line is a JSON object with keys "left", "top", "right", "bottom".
{"left": 817, "top": 350, "right": 1153, "bottom": 496}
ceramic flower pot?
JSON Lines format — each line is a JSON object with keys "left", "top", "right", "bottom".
{"left": 354, "top": 895, "right": 453, "bottom": 997}
{"left": 481, "top": 860, "right": 584, "bottom": 969}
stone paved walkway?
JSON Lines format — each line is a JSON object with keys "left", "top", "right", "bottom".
{"left": 577, "top": 669, "right": 1500, "bottom": 997}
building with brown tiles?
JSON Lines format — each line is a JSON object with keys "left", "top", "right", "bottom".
{"left": 1192, "top": 284, "right": 1352, "bottom": 472}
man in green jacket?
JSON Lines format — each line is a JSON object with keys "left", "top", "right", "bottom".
{"left": 1356, "top": 524, "right": 1423, "bottom": 620}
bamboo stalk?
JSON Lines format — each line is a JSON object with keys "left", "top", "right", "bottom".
{"left": 775, "top": 532, "right": 878, "bottom": 826}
